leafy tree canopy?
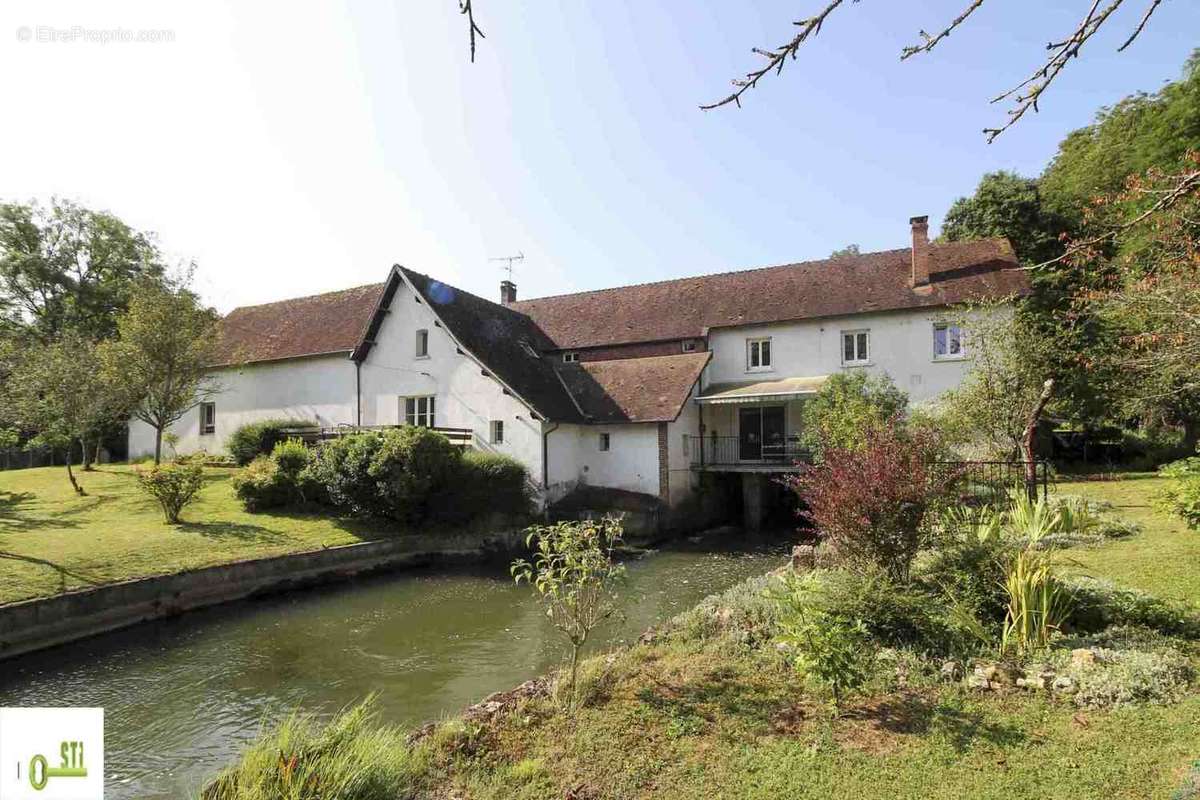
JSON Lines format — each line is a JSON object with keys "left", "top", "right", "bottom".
{"left": 0, "top": 198, "right": 165, "bottom": 342}
{"left": 941, "top": 171, "right": 1067, "bottom": 267}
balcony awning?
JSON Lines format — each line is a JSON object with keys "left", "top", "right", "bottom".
{"left": 695, "top": 375, "right": 828, "bottom": 405}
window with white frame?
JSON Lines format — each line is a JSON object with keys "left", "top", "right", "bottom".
{"left": 841, "top": 330, "right": 870, "bottom": 365}
{"left": 746, "top": 337, "right": 772, "bottom": 371}
{"left": 490, "top": 420, "right": 504, "bottom": 444}
{"left": 598, "top": 432, "right": 611, "bottom": 452}
{"left": 681, "top": 339, "right": 697, "bottom": 353}
{"left": 933, "top": 323, "right": 966, "bottom": 360}
{"left": 415, "top": 329, "right": 429, "bottom": 358}
{"left": 199, "top": 402, "right": 216, "bottom": 435}
{"left": 403, "top": 396, "right": 435, "bottom": 427}
{"left": 562, "top": 352, "right": 579, "bottom": 363}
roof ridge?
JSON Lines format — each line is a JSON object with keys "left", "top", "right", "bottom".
{"left": 510, "top": 247, "right": 914, "bottom": 304}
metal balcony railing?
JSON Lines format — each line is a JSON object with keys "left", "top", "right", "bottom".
{"left": 684, "top": 435, "right": 812, "bottom": 469}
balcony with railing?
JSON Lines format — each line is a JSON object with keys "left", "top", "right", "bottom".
{"left": 684, "top": 434, "right": 812, "bottom": 472}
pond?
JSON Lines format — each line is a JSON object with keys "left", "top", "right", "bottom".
{"left": 0, "top": 533, "right": 789, "bottom": 799}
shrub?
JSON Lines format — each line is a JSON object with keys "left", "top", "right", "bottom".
{"left": 1156, "top": 457, "right": 1200, "bottom": 530}
{"left": 1048, "top": 631, "right": 1194, "bottom": 709}
{"left": 227, "top": 418, "right": 315, "bottom": 466}
{"left": 136, "top": 461, "right": 205, "bottom": 524}
{"left": 773, "top": 571, "right": 877, "bottom": 714}
{"left": 432, "top": 451, "right": 531, "bottom": 523}
{"left": 309, "top": 433, "right": 389, "bottom": 516}
{"left": 201, "top": 697, "right": 430, "bottom": 800}
{"left": 783, "top": 420, "right": 958, "bottom": 583}
{"left": 918, "top": 536, "right": 1011, "bottom": 641}
{"left": 662, "top": 573, "right": 780, "bottom": 650}
{"left": 175, "top": 450, "right": 237, "bottom": 468}
{"left": 368, "top": 427, "right": 462, "bottom": 524}
{"left": 232, "top": 440, "right": 323, "bottom": 512}
{"left": 1066, "top": 577, "right": 1200, "bottom": 638}
{"left": 799, "top": 372, "right": 908, "bottom": 456}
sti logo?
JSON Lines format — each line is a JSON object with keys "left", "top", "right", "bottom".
{"left": 28, "top": 740, "right": 89, "bottom": 791}
{"left": 0, "top": 708, "right": 104, "bottom": 800}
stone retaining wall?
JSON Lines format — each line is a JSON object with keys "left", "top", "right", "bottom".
{"left": 0, "top": 528, "right": 526, "bottom": 662}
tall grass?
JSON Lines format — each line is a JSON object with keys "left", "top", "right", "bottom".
{"left": 1000, "top": 495, "right": 1073, "bottom": 656}
{"left": 201, "top": 698, "right": 430, "bottom": 800}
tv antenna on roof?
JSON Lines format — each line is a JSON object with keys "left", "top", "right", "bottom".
{"left": 489, "top": 251, "right": 524, "bottom": 280}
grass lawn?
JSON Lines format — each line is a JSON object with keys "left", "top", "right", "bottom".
{"left": 0, "top": 464, "right": 397, "bottom": 605}
{"left": 372, "top": 473, "right": 1199, "bottom": 800}
{"left": 1055, "top": 474, "right": 1200, "bottom": 605}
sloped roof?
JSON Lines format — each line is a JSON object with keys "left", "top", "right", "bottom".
{"left": 557, "top": 352, "right": 711, "bottom": 423}
{"left": 397, "top": 267, "right": 583, "bottom": 422}
{"left": 509, "top": 239, "right": 1028, "bottom": 349}
{"left": 212, "top": 283, "right": 385, "bottom": 366}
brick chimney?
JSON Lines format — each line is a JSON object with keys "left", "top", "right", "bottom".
{"left": 910, "top": 215, "right": 930, "bottom": 287}
{"left": 500, "top": 280, "right": 517, "bottom": 305}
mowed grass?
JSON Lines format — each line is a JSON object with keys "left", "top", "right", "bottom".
{"left": 1055, "top": 474, "right": 1200, "bottom": 604}
{"left": 408, "top": 473, "right": 1200, "bottom": 800}
{"left": 0, "top": 464, "right": 397, "bottom": 605}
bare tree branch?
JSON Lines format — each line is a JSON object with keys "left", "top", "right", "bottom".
{"left": 700, "top": 0, "right": 854, "bottom": 111}
{"left": 1117, "top": 0, "right": 1164, "bottom": 51}
{"left": 900, "top": 0, "right": 989, "bottom": 60}
{"left": 459, "top": 0, "right": 485, "bottom": 63}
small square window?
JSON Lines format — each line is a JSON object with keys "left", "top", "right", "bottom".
{"left": 746, "top": 337, "right": 772, "bottom": 371}
{"left": 598, "top": 432, "right": 611, "bottom": 452}
{"left": 681, "top": 339, "right": 697, "bottom": 353}
{"left": 841, "top": 330, "right": 870, "bottom": 365}
{"left": 199, "top": 402, "right": 216, "bottom": 435}
{"left": 933, "top": 323, "right": 966, "bottom": 360}
{"left": 415, "top": 329, "right": 429, "bottom": 358}
{"left": 562, "top": 352, "right": 579, "bottom": 363}
{"left": 490, "top": 420, "right": 504, "bottom": 444}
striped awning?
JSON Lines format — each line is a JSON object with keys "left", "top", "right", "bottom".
{"left": 695, "top": 375, "right": 828, "bottom": 405}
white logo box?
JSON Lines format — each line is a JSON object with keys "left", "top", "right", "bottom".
{"left": 0, "top": 708, "right": 104, "bottom": 800}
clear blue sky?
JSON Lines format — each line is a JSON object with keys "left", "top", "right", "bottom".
{"left": 3, "top": 1, "right": 1198, "bottom": 311}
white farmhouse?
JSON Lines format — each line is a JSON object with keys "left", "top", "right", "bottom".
{"left": 130, "top": 217, "right": 1029, "bottom": 527}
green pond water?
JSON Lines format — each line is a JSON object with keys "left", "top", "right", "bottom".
{"left": 0, "top": 535, "right": 789, "bottom": 799}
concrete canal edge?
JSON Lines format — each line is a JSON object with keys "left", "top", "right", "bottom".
{"left": 0, "top": 528, "right": 527, "bottom": 662}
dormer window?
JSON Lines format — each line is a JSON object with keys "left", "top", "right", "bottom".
{"left": 562, "top": 352, "right": 579, "bottom": 363}
{"left": 681, "top": 339, "right": 697, "bottom": 353}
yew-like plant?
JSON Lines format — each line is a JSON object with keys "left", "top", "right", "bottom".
{"left": 783, "top": 420, "right": 957, "bottom": 583}
{"left": 511, "top": 517, "right": 625, "bottom": 708}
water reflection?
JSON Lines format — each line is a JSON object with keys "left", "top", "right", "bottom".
{"left": 0, "top": 535, "right": 788, "bottom": 799}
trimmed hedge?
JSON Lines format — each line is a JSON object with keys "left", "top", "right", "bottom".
{"left": 231, "top": 439, "right": 324, "bottom": 511}
{"left": 227, "top": 418, "right": 316, "bottom": 466}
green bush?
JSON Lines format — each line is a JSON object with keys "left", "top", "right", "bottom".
{"left": 232, "top": 440, "right": 323, "bottom": 512}
{"left": 202, "top": 698, "right": 430, "bottom": 800}
{"left": 918, "top": 537, "right": 1011, "bottom": 640}
{"left": 812, "top": 568, "right": 961, "bottom": 657}
{"left": 774, "top": 571, "right": 877, "bottom": 713}
{"left": 227, "top": 418, "right": 315, "bottom": 466}
{"left": 308, "top": 430, "right": 531, "bottom": 525}
{"left": 136, "top": 461, "right": 205, "bottom": 524}
{"left": 1066, "top": 577, "right": 1200, "bottom": 638}
{"left": 431, "top": 450, "right": 531, "bottom": 523}
{"left": 1157, "top": 457, "right": 1200, "bottom": 530}
{"left": 661, "top": 574, "right": 780, "bottom": 650}
{"left": 369, "top": 427, "right": 463, "bottom": 524}
{"left": 800, "top": 372, "right": 908, "bottom": 456}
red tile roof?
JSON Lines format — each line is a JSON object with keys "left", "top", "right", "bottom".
{"left": 212, "top": 283, "right": 385, "bottom": 366}
{"left": 510, "top": 239, "right": 1028, "bottom": 349}
{"left": 557, "top": 352, "right": 711, "bottom": 423}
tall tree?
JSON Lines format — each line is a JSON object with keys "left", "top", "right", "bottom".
{"left": 103, "top": 282, "right": 222, "bottom": 465}
{"left": 0, "top": 198, "right": 165, "bottom": 342}
{"left": 7, "top": 334, "right": 128, "bottom": 494}
{"left": 942, "top": 172, "right": 1067, "bottom": 267}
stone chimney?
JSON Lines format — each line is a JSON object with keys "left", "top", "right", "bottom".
{"left": 500, "top": 280, "right": 517, "bottom": 305}
{"left": 910, "top": 215, "right": 930, "bottom": 287}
